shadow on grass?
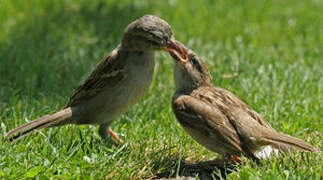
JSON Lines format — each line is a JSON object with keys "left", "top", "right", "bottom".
{"left": 147, "top": 156, "right": 238, "bottom": 180}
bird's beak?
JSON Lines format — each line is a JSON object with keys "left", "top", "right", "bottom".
{"left": 163, "top": 39, "right": 187, "bottom": 64}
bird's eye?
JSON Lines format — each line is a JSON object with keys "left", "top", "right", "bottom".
{"left": 149, "top": 40, "right": 159, "bottom": 46}
{"left": 190, "top": 56, "right": 202, "bottom": 72}
{"left": 191, "top": 57, "right": 198, "bottom": 65}
{"left": 163, "top": 39, "right": 168, "bottom": 46}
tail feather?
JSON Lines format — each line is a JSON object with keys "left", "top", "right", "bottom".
{"left": 256, "top": 146, "right": 279, "bottom": 159}
{"left": 262, "top": 131, "right": 320, "bottom": 153}
{"left": 4, "top": 108, "right": 72, "bottom": 141}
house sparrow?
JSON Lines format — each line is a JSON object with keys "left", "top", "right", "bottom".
{"left": 4, "top": 15, "right": 186, "bottom": 144}
{"left": 169, "top": 42, "right": 320, "bottom": 163}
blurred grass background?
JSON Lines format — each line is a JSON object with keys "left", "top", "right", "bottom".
{"left": 0, "top": 0, "right": 322, "bottom": 179}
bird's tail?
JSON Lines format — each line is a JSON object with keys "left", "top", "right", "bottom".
{"left": 262, "top": 130, "right": 320, "bottom": 154}
{"left": 4, "top": 107, "right": 72, "bottom": 141}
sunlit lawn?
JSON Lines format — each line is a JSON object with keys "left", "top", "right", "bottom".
{"left": 0, "top": 0, "right": 322, "bottom": 179}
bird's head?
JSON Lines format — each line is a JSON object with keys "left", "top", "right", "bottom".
{"left": 122, "top": 15, "right": 186, "bottom": 58}
{"left": 169, "top": 41, "right": 212, "bottom": 92}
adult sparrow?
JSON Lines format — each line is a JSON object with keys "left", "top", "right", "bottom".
{"left": 4, "top": 15, "right": 186, "bottom": 144}
{"left": 169, "top": 42, "right": 320, "bottom": 163}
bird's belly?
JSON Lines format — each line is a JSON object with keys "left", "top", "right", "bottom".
{"left": 182, "top": 126, "right": 235, "bottom": 156}
{"left": 76, "top": 67, "right": 154, "bottom": 125}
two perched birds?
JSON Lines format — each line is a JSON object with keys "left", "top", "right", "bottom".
{"left": 4, "top": 15, "right": 319, "bottom": 163}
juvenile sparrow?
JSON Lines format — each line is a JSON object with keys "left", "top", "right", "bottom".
{"left": 4, "top": 15, "right": 185, "bottom": 143}
{"left": 169, "top": 43, "right": 320, "bottom": 163}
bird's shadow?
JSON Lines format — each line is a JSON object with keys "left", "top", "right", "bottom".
{"left": 147, "top": 156, "right": 238, "bottom": 180}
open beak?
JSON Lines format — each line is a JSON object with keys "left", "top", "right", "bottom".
{"left": 163, "top": 40, "right": 187, "bottom": 64}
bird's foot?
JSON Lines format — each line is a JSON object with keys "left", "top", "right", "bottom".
{"left": 108, "top": 128, "right": 122, "bottom": 146}
{"left": 231, "top": 156, "right": 241, "bottom": 164}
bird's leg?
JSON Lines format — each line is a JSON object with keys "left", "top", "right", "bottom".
{"left": 98, "top": 124, "right": 122, "bottom": 146}
{"left": 219, "top": 154, "right": 240, "bottom": 165}
{"left": 231, "top": 156, "right": 241, "bottom": 164}
{"left": 108, "top": 128, "right": 122, "bottom": 146}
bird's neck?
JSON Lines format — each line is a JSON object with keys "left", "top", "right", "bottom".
{"left": 174, "top": 79, "right": 200, "bottom": 95}
{"left": 117, "top": 47, "right": 156, "bottom": 76}
{"left": 174, "top": 75, "right": 213, "bottom": 95}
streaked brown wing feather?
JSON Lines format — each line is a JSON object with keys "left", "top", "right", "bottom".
{"left": 200, "top": 87, "right": 272, "bottom": 129}
{"left": 172, "top": 95, "right": 243, "bottom": 153}
{"left": 195, "top": 87, "right": 274, "bottom": 158}
{"left": 66, "top": 47, "right": 126, "bottom": 107}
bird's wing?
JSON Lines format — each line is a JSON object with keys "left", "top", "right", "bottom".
{"left": 211, "top": 87, "right": 273, "bottom": 128}
{"left": 212, "top": 88, "right": 294, "bottom": 152}
{"left": 193, "top": 87, "right": 265, "bottom": 160}
{"left": 66, "top": 46, "right": 127, "bottom": 107}
{"left": 172, "top": 94, "right": 243, "bottom": 153}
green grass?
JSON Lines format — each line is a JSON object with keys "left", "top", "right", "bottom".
{"left": 0, "top": 0, "right": 322, "bottom": 179}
